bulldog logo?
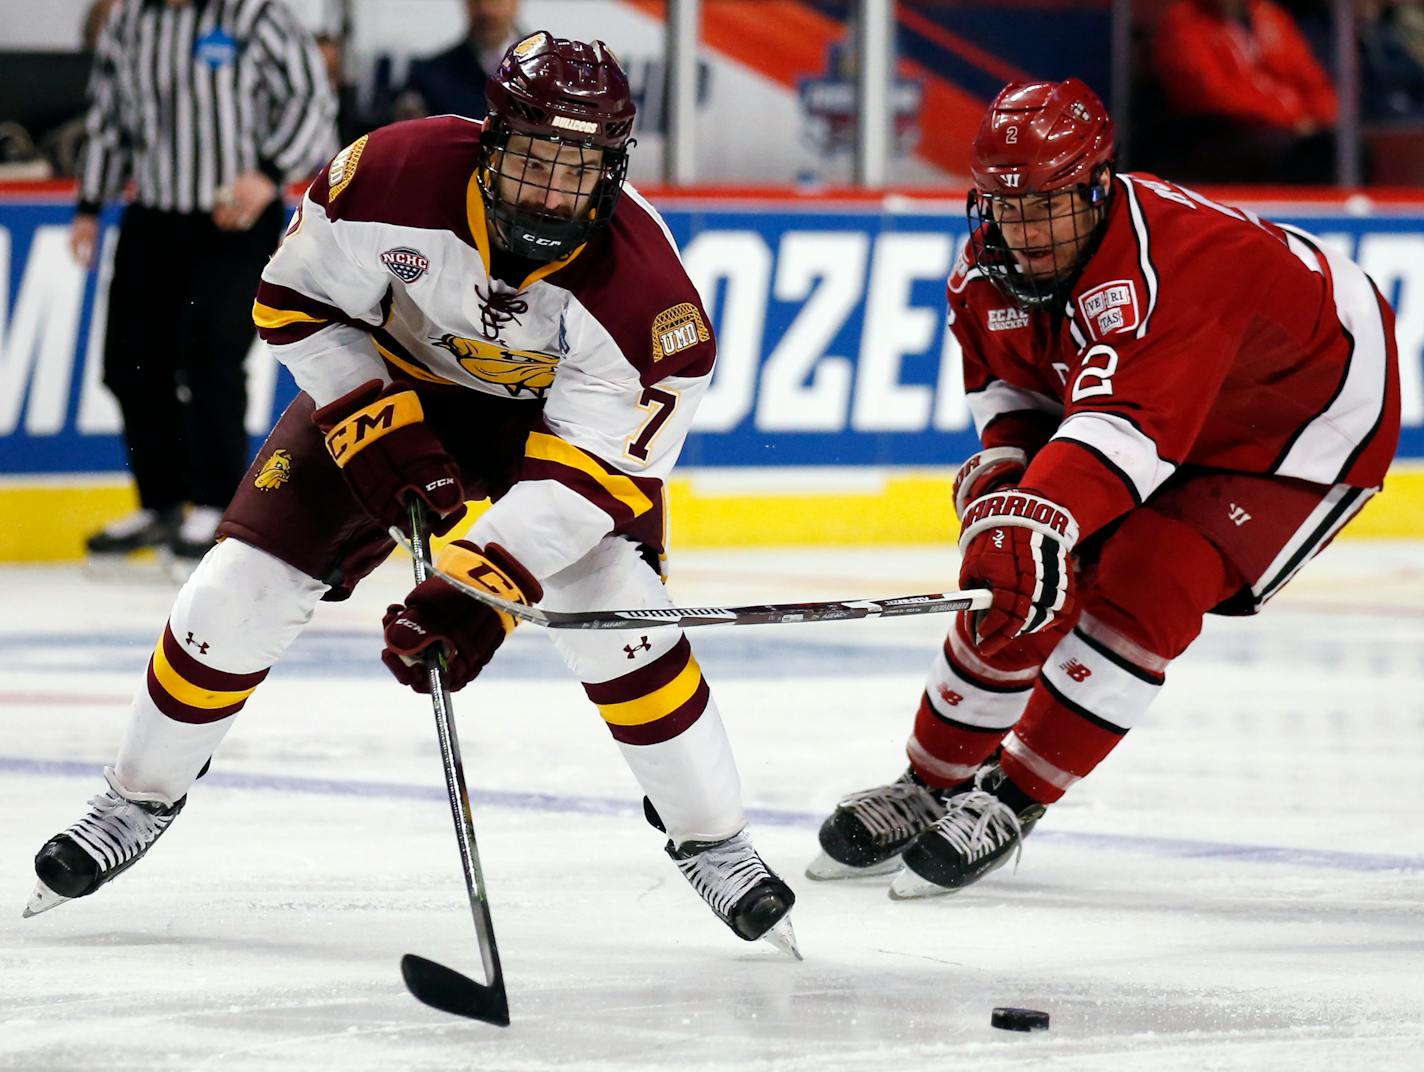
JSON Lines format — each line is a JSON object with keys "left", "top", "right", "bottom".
{"left": 254, "top": 449, "right": 292, "bottom": 491}
{"left": 433, "top": 334, "right": 560, "bottom": 398}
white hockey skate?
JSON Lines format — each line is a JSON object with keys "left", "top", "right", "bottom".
{"left": 806, "top": 770, "right": 949, "bottom": 881}
{"left": 24, "top": 768, "right": 185, "bottom": 918}
{"left": 668, "top": 832, "right": 801, "bottom": 960}
{"left": 889, "top": 767, "right": 1045, "bottom": 900}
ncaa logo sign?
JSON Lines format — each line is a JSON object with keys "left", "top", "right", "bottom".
{"left": 380, "top": 247, "right": 430, "bottom": 284}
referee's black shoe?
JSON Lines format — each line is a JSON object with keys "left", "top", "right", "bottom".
{"left": 85, "top": 506, "right": 182, "bottom": 555}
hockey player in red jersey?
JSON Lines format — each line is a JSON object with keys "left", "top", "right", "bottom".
{"left": 809, "top": 78, "right": 1400, "bottom": 898}
{"left": 29, "top": 33, "right": 797, "bottom": 954}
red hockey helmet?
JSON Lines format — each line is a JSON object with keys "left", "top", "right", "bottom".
{"left": 970, "top": 78, "right": 1115, "bottom": 197}
{"left": 480, "top": 32, "right": 637, "bottom": 262}
{"left": 967, "top": 79, "right": 1117, "bottom": 307}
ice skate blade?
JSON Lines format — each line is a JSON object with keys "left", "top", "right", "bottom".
{"left": 887, "top": 867, "right": 957, "bottom": 901}
{"left": 22, "top": 881, "right": 71, "bottom": 918}
{"left": 761, "top": 917, "right": 802, "bottom": 960}
{"left": 804, "top": 851, "right": 902, "bottom": 881}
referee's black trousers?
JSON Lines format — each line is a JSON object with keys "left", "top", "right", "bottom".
{"left": 102, "top": 201, "right": 285, "bottom": 512}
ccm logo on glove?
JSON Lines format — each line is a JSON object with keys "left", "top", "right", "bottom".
{"left": 311, "top": 380, "right": 466, "bottom": 536}
{"left": 381, "top": 541, "right": 543, "bottom": 693}
{"left": 322, "top": 389, "right": 421, "bottom": 465}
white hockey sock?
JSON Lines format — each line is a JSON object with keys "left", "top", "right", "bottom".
{"left": 114, "top": 539, "right": 328, "bottom": 802}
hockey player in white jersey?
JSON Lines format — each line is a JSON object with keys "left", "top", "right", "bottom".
{"left": 28, "top": 33, "right": 797, "bottom": 955}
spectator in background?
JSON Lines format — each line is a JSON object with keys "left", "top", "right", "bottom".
{"left": 393, "top": 0, "right": 522, "bottom": 120}
{"left": 75, "top": 0, "right": 336, "bottom": 568}
{"left": 1149, "top": 0, "right": 1337, "bottom": 182}
{"left": 1292, "top": 0, "right": 1424, "bottom": 121}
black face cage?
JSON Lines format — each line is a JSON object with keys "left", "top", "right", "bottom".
{"left": 965, "top": 175, "right": 1110, "bottom": 310}
{"left": 479, "top": 124, "right": 631, "bottom": 263}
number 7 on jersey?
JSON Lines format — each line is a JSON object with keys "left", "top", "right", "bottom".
{"left": 626, "top": 386, "right": 679, "bottom": 461}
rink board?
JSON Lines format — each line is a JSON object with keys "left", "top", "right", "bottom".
{"left": 2, "top": 185, "right": 1422, "bottom": 558}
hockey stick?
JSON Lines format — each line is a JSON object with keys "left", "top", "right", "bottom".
{"left": 398, "top": 501, "right": 510, "bottom": 1027}
{"left": 388, "top": 529, "right": 992, "bottom": 630}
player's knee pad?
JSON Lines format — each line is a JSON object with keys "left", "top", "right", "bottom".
{"left": 169, "top": 538, "right": 329, "bottom": 674}
{"left": 1082, "top": 508, "right": 1240, "bottom": 661}
{"left": 546, "top": 536, "right": 682, "bottom": 681}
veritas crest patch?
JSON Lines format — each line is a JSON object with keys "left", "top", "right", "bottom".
{"left": 1079, "top": 279, "right": 1139, "bottom": 339}
{"left": 327, "top": 135, "right": 368, "bottom": 202}
{"left": 651, "top": 303, "right": 710, "bottom": 362}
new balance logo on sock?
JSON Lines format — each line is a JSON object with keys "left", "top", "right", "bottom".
{"left": 1060, "top": 658, "right": 1092, "bottom": 682}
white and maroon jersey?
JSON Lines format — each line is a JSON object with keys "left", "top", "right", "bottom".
{"left": 252, "top": 116, "right": 715, "bottom": 581}
{"left": 950, "top": 171, "right": 1401, "bottom": 538}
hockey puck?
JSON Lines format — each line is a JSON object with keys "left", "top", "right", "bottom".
{"left": 991, "top": 1007, "right": 1050, "bottom": 1032}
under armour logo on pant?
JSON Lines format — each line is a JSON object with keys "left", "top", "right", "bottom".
{"left": 623, "top": 636, "right": 651, "bottom": 659}
{"left": 184, "top": 631, "right": 210, "bottom": 655}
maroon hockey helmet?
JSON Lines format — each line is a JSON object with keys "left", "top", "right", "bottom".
{"left": 479, "top": 32, "right": 637, "bottom": 262}
{"left": 966, "top": 78, "right": 1117, "bottom": 307}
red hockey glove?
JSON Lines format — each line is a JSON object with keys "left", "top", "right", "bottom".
{"left": 312, "top": 380, "right": 466, "bottom": 537}
{"left": 381, "top": 541, "right": 543, "bottom": 694}
{"left": 952, "top": 446, "right": 1028, "bottom": 520}
{"left": 958, "top": 489, "right": 1078, "bottom": 656}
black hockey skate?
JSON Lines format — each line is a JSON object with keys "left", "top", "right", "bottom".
{"left": 85, "top": 507, "right": 182, "bottom": 556}
{"left": 25, "top": 768, "right": 186, "bottom": 917}
{"left": 667, "top": 833, "right": 800, "bottom": 959}
{"left": 890, "top": 764, "right": 1046, "bottom": 900}
{"left": 806, "top": 769, "right": 951, "bottom": 881}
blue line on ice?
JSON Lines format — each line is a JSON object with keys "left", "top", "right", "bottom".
{"left": 5, "top": 755, "right": 1421, "bottom": 876}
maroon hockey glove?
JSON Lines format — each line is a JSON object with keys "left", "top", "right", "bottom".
{"left": 381, "top": 541, "right": 543, "bottom": 693}
{"left": 952, "top": 446, "right": 1028, "bottom": 520}
{"left": 958, "top": 489, "right": 1078, "bottom": 656}
{"left": 312, "top": 380, "right": 466, "bottom": 537}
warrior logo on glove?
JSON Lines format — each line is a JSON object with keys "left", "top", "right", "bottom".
{"left": 958, "top": 489, "right": 1078, "bottom": 655}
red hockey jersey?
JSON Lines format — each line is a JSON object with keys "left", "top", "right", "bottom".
{"left": 949, "top": 172, "right": 1401, "bottom": 538}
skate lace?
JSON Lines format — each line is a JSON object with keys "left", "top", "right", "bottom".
{"left": 933, "top": 790, "right": 1024, "bottom": 866}
{"left": 839, "top": 775, "right": 946, "bottom": 846}
{"left": 65, "top": 789, "right": 176, "bottom": 872}
{"left": 674, "top": 834, "right": 772, "bottom": 921}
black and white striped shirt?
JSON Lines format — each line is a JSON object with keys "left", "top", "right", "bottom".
{"left": 78, "top": 0, "right": 338, "bottom": 215}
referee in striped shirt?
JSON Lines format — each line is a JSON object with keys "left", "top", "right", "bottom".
{"left": 74, "top": 0, "right": 337, "bottom": 566}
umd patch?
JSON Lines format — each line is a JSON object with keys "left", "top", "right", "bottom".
{"left": 326, "top": 135, "right": 368, "bottom": 202}
{"left": 651, "top": 303, "right": 709, "bottom": 362}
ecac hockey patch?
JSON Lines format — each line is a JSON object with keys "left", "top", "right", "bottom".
{"left": 987, "top": 307, "right": 1029, "bottom": 332}
{"left": 651, "top": 303, "right": 710, "bottom": 361}
{"left": 1079, "top": 279, "right": 1139, "bottom": 339}
{"left": 381, "top": 247, "right": 430, "bottom": 284}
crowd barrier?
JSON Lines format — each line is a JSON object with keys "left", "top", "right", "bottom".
{"left": 2, "top": 182, "right": 1420, "bottom": 559}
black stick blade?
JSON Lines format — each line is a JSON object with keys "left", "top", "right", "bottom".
{"left": 401, "top": 953, "right": 510, "bottom": 1027}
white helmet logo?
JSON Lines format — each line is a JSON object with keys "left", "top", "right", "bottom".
{"left": 1002, "top": 173, "right": 1022, "bottom": 189}
{"left": 551, "top": 115, "right": 599, "bottom": 134}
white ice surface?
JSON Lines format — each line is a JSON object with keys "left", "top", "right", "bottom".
{"left": 2, "top": 543, "right": 1423, "bottom": 1071}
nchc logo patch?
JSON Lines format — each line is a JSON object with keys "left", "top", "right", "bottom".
{"left": 380, "top": 247, "right": 429, "bottom": 284}
{"left": 1078, "top": 279, "right": 1139, "bottom": 338}
{"left": 651, "top": 303, "right": 710, "bottom": 361}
